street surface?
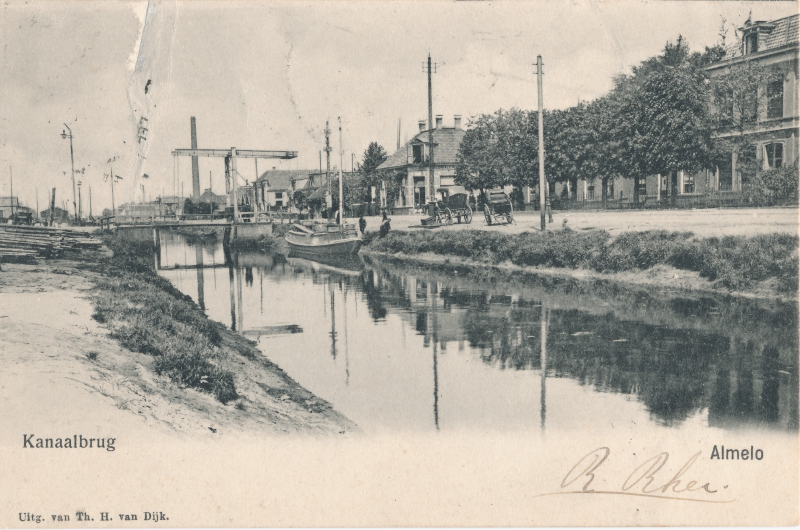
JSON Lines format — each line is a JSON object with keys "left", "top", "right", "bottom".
{"left": 359, "top": 207, "right": 798, "bottom": 238}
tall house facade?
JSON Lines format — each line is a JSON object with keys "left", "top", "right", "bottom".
{"left": 706, "top": 14, "right": 799, "bottom": 191}
{"left": 377, "top": 115, "right": 465, "bottom": 213}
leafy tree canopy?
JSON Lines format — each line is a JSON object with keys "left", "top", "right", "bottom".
{"left": 456, "top": 34, "right": 725, "bottom": 192}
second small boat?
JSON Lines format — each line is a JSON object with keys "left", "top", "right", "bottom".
{"left": 287, "top": 115, "right": 362, "bottom": 260}
{"left": 285, "top": 222, "right": 362, "bottom": 257}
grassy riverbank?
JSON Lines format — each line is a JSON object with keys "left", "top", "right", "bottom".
{"left": 91, "top": 235, "right": 237, "bottom": 402}
{"left": 363, "top": 229, "right": 799, "bottom": 296}
{"left": 54, "top": 231, "right": 358, "bottom": 435}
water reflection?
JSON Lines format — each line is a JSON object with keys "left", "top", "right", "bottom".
{"left": 154, "top": 231, "right": 799, "bottom": 434}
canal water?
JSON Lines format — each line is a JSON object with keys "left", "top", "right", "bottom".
{"left": 155, "top": 231, "right": 799, "bottom": 436}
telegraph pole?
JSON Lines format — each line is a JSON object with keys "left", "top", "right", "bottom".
{"left": 61, "top": 124, "right": 78, "bottom": 223}
{"left": 424, "top": 53, "right": 436, "bottom": 216}
{"left": 9, "top": 166, "right": 13, "bottom": 221}
{"left": 536, "top": 55, "right": 546, "bottom": 231}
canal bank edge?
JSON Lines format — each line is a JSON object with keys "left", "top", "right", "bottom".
{"left": 360, "top": 229, "right": 799, "bottom": 301}
{"left": 1, "top": 244, "right": 358, "bottom": 438}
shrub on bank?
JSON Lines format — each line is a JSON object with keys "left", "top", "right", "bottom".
{"left": 366, "top": 229, "right": 799, "bottom": 294}
{"left": 742, "top": 166, "right": 799, "bottom": 207}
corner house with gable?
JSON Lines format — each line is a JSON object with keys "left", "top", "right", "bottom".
{"left": 377, "top": 115, "right": 465, "bottom": 214}
{"left": 705, "top": 14, "right": 799, "bottom": 192}
{"left": 572, "top": 13, "right": 798, "bottom": 207}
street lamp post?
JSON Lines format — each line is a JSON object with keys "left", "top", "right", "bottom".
{"left": 61, "top": 124, "right": 78, "bottom": 223}
{"left": 105, "top": 157, "right": 120, "bottom": 217}
{"left": 77, "top": 181, "right": 82, "bottom": 222}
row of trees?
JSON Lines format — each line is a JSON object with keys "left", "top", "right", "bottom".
{"left": 310, "top": 32, "right": 794, "bottom": 213}
{"left": 454, "top": 35, "right": 791, "bottom": 204}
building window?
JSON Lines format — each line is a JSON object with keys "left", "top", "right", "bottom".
{"left": 767, "top": 80, "right": 784, "bottom": 119}
{"left": 683, "top": 174, "right": 695, "bottom": 194}
{"left": 412, "top": 145, "right": 423, "bottom": 164}
{"left": 587, "top": 185, "right": 595, "bottom": 200}
{"left": 765, "top": 142, "right": 783, "bottom": 169}
{"left": 745, "top": 32, "right": 758, "bottom": 54}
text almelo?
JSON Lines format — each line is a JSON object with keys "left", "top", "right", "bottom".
{"left": 710, "top": 445, "right": 762, "bottom": 460}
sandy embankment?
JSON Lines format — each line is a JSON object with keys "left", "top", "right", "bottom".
{"left": 0, "top": 258, "right": 358, "bottom": 443}
{"left": 362, "top": 249, "right": 794, "bottom": 301}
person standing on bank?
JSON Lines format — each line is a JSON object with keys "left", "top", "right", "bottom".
{"left": 379, "top": 212, "right": 391, "bottom": 238}
{"left": 358, "top": 215, "right": 367, "bottom": 235}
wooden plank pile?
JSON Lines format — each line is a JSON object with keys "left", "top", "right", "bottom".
{"left": 0, "top": 225, "right": 104, "bottom": 263}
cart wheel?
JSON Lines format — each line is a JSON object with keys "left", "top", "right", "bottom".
{"left": 445, "top": 208, "right": 454, "bottom": 225}
{"left": 464, "top": 205, "right": 473, "bottom": 224}
{"left": 484, "top": 205, "right": 492, "bottom": 225}
{"left": 508, "top": 200, "right": 516, "bottom": 224}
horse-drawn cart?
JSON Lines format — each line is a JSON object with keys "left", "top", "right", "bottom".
{"left": 483, "top": 189, "right": 514, "bottom": 225}
{"left": 439, "top": 186, "right": 472, "bottom": 224}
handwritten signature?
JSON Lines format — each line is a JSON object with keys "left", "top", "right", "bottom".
{"left": 535, "top": 447, "right": 734, "bottom": 503}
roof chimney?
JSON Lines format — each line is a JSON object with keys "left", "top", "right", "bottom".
{"left": 454, "top": 115, "right": 462, "bottom": 130}
{"left": 435, "top": 115, "right": 443, "bottom": 129}
{"left": 418, "top": 120, "right": 426, "bottom": 133}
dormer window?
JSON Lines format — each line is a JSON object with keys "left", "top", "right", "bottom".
{"left": 745, "top": 32, "right": 758, "bottom": 54}
{"left": 412, "top": 144, "right": 423, "bottom": 164}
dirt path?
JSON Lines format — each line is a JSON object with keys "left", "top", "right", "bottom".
{"left": 0, "top": 261, "right": 358, "bottom": 444}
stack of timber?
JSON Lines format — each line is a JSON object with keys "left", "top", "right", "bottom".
{"left": 0, "top": 226, "right": 103, "bottom": 263}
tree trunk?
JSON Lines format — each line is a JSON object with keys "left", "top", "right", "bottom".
{"left": 633, "top": 175, "right": 640, "bottom": 204}
{"left": 671, "top": 172, "right": 678, "bottom": 207}
{"left": 570, "top": 177, "right": 578, "bottom": 204}
{"left": 601, "top": 177, "right": 608, "bottom": 209}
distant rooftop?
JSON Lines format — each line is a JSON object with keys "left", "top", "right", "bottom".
{"left": 256, "top": 169, "right": 315, "bottom": 190}
{"left": 378, "top": 127, "right": 466, "bottom": 171}
{"left": 722, "top": 14, "right": 798, "bottom": 60}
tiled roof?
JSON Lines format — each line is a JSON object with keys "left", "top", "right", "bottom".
{"left": 306, "top": 186, "right": 326, "bottom": 202}
{"left": 303, "top": 172, "right": 359, "bottom": 202}
{"left": 377, "top": 127, "right": 466, "bottom": 171}
{"left": 198, "top": 190, "right": 227, "bottom": 204}
{"left": 723, "top": 14, "right": 798, "bottom": 59}
{"left": 257, "top": 169, "right": 315, "bottom": 190}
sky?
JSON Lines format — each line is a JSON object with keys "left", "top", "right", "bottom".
{"left": 0, "top": 0, "right": 797, "bottom": 214}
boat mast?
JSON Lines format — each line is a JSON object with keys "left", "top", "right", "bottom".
{"left": 338, "top": 117, "right": 344, "bottom": 228}
{"left": 325, "top": 121, "right": 332, "bottom": 216}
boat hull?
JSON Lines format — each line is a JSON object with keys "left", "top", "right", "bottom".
{"left": 285, "top": 231, "right": 362, "bottom": 257}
